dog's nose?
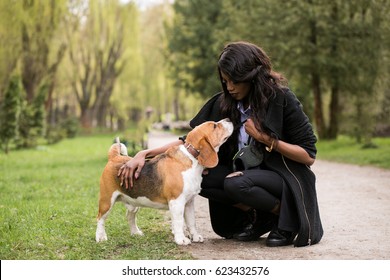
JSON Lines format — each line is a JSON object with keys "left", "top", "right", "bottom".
{"left": 218, "top": 118, "right": 233, "bottom": 127}
{"left": 219, "top": 119, "right": 234, "bottom": 135}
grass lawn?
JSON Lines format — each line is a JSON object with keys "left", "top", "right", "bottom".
{"left": 1, "top": 133, "right": 388, "bottom": 260}
{"left": 0, "top": 134, "right": 192, "bottom": 260}
{"left": 316, "top": 136, "right": 390, "bottom": 169}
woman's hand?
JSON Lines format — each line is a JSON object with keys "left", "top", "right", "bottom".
{"left": 226, "top": 171, "right": 243, "bottom": 178}
{"left": 117, "top": 151, "right": 147, "bottom": 189}
{"left": 117, "top": 139, "right": 184, "bottom": 189}
{"left": 244, "top": 118, "right": 315, "bottom": 166}
{"left": 244, "top": 118, "right": 272, "bottom": 146}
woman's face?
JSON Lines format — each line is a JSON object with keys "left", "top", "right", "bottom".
{"left": 221, "top": 71, "right": 251, "bottom": 102}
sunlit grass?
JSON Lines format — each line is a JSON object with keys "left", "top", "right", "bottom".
{"left": 316, "top": 136, "right": 390, "bottom": 169}
{"left": 0, "top": 135, "right": 192, "bottom": 260}
{"left": 1, "top": 133, "right": 388, "bottom": 260}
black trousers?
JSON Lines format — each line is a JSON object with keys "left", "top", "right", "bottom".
{"left": 224, "top": 169, "right": 283, "bottom": 211}
{"left": 200, "top": 165, "right": 248, "bottom": 238}
{"left": 200, "top": 165, "right": 299, "bottom": 238}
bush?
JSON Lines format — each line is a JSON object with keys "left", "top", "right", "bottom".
{"left": 0, "top": 76, "right": 21, "bottom": 153}
{"left": 46, "top": 125, "right": 67, "bottom": 144}
{"left": 61, "top": 116, "right": 79, "bottom": 138}
{"left": 46, "top": 116, "right": 80, "bottom": 145}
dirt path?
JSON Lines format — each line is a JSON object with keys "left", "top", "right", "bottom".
{"left": 147, "top": 130, "right": 390, "bottom": 260}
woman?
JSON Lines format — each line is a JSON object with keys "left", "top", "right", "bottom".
{"left": 119, "top": 41, "right": 323, "bottom": 247}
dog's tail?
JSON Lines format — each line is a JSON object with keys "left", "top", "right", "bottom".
{"left": 108, "top": 137, "right": 128, "bottom": 160}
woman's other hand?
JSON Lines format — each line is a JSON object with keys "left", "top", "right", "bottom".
{"left": 117, "top": 151, "right": 147, "bottom": 189}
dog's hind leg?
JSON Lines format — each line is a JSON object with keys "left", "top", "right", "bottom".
{"left": 124, "top": 204, "right": 143, "bottom": 236}
{"left": 184, "top": 197, "right": 204, "bottom": 243}
{"left": 96, "top": 212, "right": 109, "bottom": 242}
{"left": 96, "top": 191, "right": 120, "bottom": 242}
{"left": 169, "top": 198, "right": 191, "bottom": 245}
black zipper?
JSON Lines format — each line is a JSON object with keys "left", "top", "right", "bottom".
{"left": 282, "top": 155, "right": 312, "bottom": 246}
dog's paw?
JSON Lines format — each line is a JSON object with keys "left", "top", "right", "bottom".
{"left": 191, "top": 233, "right": 204, "bottom": 243}
{"left": 175, "top": 236, "right": 192, "bottom": 246}
{"left": 131, "top": 230, "right": 144, "bottom": 236}
{"left": 96, "top": 233, "right": 108, "bottom": 242}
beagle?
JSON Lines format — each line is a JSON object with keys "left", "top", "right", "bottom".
{"left": 95, "top": 119, "right": 233, "bottom": 245}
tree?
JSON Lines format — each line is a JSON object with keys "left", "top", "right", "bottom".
{"left": 16, "top": 84, "right": 47, "bottom": 149}
{"left": 0, "top": 1, "right": 22, "bottom": 101}
{"left": 20, "top": 0, "right": 67, "bottom": 105}
{"left": 340, "top": 0, "right": 388, "bottom": 144}
{"left": 211, "top": 0, "right": 389, "bottom": 141}
{"left": 0, "top": 77, "right": 21, "bottom": 153}
{"left": 65, "top": 0, "right": 130, "bottom": 129}
{"left": 166, "top": 0, "right": 223, "bottom": 98}
{"left": 226, "top": 0, "right": 335, "bottom": 139}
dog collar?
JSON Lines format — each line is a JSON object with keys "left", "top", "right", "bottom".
{"left": 184, "top": 142, "right": 200, "bottom": 159}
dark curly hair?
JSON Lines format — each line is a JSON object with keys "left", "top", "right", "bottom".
{"left": 217, "top": 41, "right": 287, "bottom": 133}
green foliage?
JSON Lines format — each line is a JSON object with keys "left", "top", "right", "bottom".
{"left": 0, "top": 1, "right": 22, "bottom": 97}
{"left": 1, "top": 0, "right": 389, "bottom": 150}
{"left": 0, "top": 76, "right": 21, "bottom": 153}
{"left": 19, "top": 0, "right": 67, "bottom": 103}
{"left": 66, "top": 0, "right": 137, "bottom": 129}
{"left": 167, "top": 0, "right": 390, "bottom": 141}
{"left": 15, "top": 86, "right": 47, "bottom": 149}
{"left": 0, "top": 0, "right": 68, "bottom": 149}
{"left": 166, "top": 0, "right": 223, "bottom": 97}
{"left": 61, "top": 116, "right": 80, "bottom": 138}
{"left": 46, "top": 125, "right": 67, "bottom": 145}
{"left": 46, "top": 116, "right": 80, "bottom": 145}
{"left": 0, "top": 135, "right": 192, "bottom": 260}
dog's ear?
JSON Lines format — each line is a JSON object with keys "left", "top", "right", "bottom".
{"left": 197, "top": 137, "right": 218, "bottom": 168}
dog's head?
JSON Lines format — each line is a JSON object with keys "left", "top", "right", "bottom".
{"left": 185, "top": 118, "right": 233, "bottom": 168}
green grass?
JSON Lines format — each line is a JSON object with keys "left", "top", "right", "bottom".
{"left": 1, "top": 134, "right": 388, "bottom": 260}
{"left": 316, "top": 136, "right": 390, "bottom": 169}
{"left": 0, "top": 135, "right": 192, "bottom": 260}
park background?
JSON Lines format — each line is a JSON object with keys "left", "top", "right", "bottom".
{"left": 1, "top": 0, "right": 390, "bottom": 260}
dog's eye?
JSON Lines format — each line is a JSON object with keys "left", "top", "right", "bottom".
{"left": 213, "top": 123, "right": 217, "bottom": 129}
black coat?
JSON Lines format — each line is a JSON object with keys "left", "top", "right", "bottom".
{"left": 190, "top": 89, "right": 323, "bottom": 247}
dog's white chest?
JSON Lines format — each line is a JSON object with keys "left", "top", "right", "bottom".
{"left": 181, "top": 163, "right": 203, "bottom": 198}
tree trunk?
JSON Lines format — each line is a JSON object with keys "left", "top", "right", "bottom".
{"left": 327, "top": 2, "right": 340, "bottom": 140}
{"left": 328, "top": 84, "right": 339, "bottom": 139}
{"left": 308, "top": 14, "right": 327, "bottom": 139}
{"left": 96, "top": 102, "right": 107, "bottom": 128}
{"left": 173, "top": 95, "right": 180, "bottom": 121}
{"left": 312, "top": 73, "right": 326, "bottom": 139}
{"left": 80, "top": 106, "right": 92, "bottom": 130}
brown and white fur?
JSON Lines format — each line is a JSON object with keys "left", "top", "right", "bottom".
{"left": 96, "top": 119, "right": 233, "bottom": 245}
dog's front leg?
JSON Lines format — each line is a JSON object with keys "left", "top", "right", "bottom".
{"left": 169, "top": 198, "right": 191, "bottom": 245}
{"left": 184, "top": 197, "right": 204, "bottom": 243}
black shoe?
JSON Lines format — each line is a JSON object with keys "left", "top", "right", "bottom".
{"left": 266, "top": 229, "right": 297, "bottom": 247}
{"left": 233, "top": 210, "right": 275, "bottom": 241}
